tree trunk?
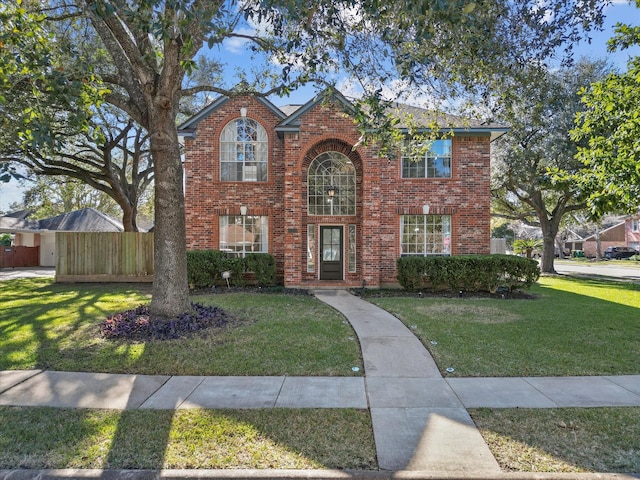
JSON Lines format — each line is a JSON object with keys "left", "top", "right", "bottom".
{"left": 148, "top": 106, "right": 190, "bottom": 318}
{"left": 540, "top": 236, "right": 556, "bottom": 273}
{"left": 539, "top": 213, "right": 559, "bottom": 274}
{"left": 120, "top": 201, "right": 138, "bottom": 232}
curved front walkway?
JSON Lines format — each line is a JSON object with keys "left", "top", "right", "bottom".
{"left": 1, "top": 290, "right": 640, "bottom": 473}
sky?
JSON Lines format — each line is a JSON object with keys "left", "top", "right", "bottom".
{"left": 1, "top": 1, "right": 639, "bottom": 213}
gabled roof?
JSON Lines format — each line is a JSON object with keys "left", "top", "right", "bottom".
{"left": 582, "top": 220, "right": 626, "bottom": 242}
{"left": 177, "top": 94, "right": 287, "bottom": 138}
{"left": 3, "top": 209, "right": 32, "bottom": 220}
{"left": 275, "top": 89, "right": 355, "bottom": 134}
{"left": 177, "top": 88, "right": 509, "bottom": 140}
{"left": 0, "top": 208, "right": 123, "bottom": 233}
{"left": 388, "top": 103, "right": 509, "bottom": 141}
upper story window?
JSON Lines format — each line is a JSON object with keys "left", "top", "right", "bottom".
{"left": 308, "top": 152, "right": 356, "bottom": 216}
{"left": 220, "top": 118, "right": 268, "bottom": 182}
{"left": 402, "top": 139, "right": 452, "bottom": 178}
{"left": 632, "top": 219, "right": 639, "bottom": 233}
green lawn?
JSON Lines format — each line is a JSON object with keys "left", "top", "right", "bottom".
{"left": 471, "top": 407, "right": 640, "bottom": 473}
{"left": 0, "top": 278, "right": 362, "bottom": 376}
{"left": 0, "top": 406, "right": 376, "bottom": 470}
{"left": 368, "top": 275, "right": 640, "bottom": 377}
{"left": 2, "top": 275, "right": 639, "bottom": 473}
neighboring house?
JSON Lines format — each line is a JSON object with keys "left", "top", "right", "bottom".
{"left": 0, "top": 208, "right": 124, "bottom": 267}
{"left": 179, "top": 90, "right": 507, "bottom": 288}
{"left": 581, "top": 215, "right": 640, "bottom": 258}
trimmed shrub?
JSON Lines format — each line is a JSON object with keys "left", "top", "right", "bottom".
{"left": 245, "top": 253, "right": 277, "bottom": 286}
{"left": 397, "top": 255, "right": 540, "bottom": 293}
{"left": 186, "top": 250, "right": 277, "bottom": 288}
{"left": 186, "top": 250, "right": 224, "bottom": 288}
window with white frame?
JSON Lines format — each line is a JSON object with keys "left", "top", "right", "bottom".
{"left": 632, "top": 219, "right": 639, "bottom": 233}
{"left": 220, "top": 118, "right": 268, "bottom": 181}
{"left": 400, "top": 215, "right": 451, "bottom": 255}
{"left": 308, "top": 152, "right": 356, "bottom": 216}
{"left": 402, "top": 139, "right": 452, "bottom": 178}
{"left": 219, "top": 216, "right": 268, "bottom": 256}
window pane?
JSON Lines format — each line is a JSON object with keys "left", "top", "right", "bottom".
{"left": 348, "top": 225, "right": 356, "bottom": 272}
{"left": 402, "top": 139, "right": 451, "bottom": 178}
{"left": 427, "top": 140, "right": 452, "bottom": 178}
{"left": 400, "top": 215, "right": 451, "bottom": 256}
{"left": 220, "top": 118, "right": 268, "bottom": 182}
{"left": 220, "top": 215, "right": 268, "bottom": 256}
{"left": 308, "top": 152, "right": 356, "bottom": 216}
{"left": 307, "top": 225, "right": 316, "bottom": 272}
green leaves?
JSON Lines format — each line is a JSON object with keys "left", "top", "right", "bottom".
{"left": 572, "top": 48, "right": 640, "bottom": 215}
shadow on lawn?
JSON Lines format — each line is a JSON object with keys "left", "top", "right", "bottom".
{"left": 1, "top": 276, "right": 638, "bottom": 472}
{"left": 0, "top": 278, "right": 150, "bottom": 371}
{"left": 0, "top": 278, "right": 374, "bottom": 470}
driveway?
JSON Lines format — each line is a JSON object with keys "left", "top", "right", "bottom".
{"left": 0, "top": 267, "right": 55, "bottom": 280}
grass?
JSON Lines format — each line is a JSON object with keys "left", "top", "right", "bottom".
{"left": 2, "top": 274, "right": 640, "bottom": 472}
{"left": 368, "top": 275, "right": 640, "bottom": 377}
{"left": 470, "top": 407, "right": 640, "bottom": 473}
{"left": 0, "top": 278, "right": 362, "bottom": 376}
{"left": 0, "top": 406, "right": 376, "bottom": 470}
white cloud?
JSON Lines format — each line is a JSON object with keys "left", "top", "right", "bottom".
{"left": 223, "top": 27, "right": 255, "bottom": 54}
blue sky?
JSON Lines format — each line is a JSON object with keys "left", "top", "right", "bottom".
{"left": 1, "top": 1, "right": 639, "bottom": 213}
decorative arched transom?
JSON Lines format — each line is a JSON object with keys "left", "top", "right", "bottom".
{"left": 308, "top": 151, "right": 356, "bottom": 216}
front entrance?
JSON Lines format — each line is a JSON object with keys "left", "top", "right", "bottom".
{"left": 320, "top": 226, "right": 343, "bottom": 280}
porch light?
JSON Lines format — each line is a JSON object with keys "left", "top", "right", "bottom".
{"left": 326, "top": 186, "right": 338, "bottom": 198}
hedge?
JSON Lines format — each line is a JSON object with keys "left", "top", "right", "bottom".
{"left": 186, "top": 250, "right": 276, "bottom": 288}
{"left": 397, "top": 255, "right": 540, "bottom": 293}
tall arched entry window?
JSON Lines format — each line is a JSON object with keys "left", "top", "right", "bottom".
{"left": 308, "top": 152, "right": 356, "bottom": 216}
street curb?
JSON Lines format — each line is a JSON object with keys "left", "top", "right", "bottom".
{"left": 1, "top": 470, "right": 639, "bottom": 480}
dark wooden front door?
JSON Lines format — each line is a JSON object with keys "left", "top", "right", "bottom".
{"left": 320, "top": 226, "right": 343, "bottom": 280}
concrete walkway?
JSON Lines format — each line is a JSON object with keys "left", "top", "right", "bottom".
{"left": 1, "top": 290, "right": 640, "bottom": 475}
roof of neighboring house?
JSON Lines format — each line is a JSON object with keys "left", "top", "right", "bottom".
{"left": 3, "top": 209, "right": 32, "bottom": 220}
{"left": 0, "top": 208, "right": 123, "bottom": 233}
{"left": 582, "top": 220, "right": 626, "bottom": 242}
{"left": 177, "top": 89, "right": 509, "bottom": 140}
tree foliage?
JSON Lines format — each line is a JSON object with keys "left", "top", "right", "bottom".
{"left": 491, "top": 60, "right": 610, "bottom": 273}
{"left": 1, "top": 0, "right": 610, "bottom": 317}
{"left": 572, "top": 16, "right": 640, "bottom": 215}
{"left": 15, "top": 176, "right": 121, "bottom": 220}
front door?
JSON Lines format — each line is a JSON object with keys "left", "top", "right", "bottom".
{"left": 320, "top": 226, "right": 343, "bottom": 280}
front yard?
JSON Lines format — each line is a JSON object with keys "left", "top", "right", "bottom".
{"left": 0, "top": 275, "right": 638, "bottom": 472}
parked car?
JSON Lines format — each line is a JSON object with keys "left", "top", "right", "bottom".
{"left": 604, "top": 246, "right": 639, "bottom": 260}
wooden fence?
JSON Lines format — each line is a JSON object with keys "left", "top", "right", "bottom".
{"left": 56, "top": 232, "right": 154, "bottom": 282}
{"left": 0, "top": 246, "right": 40, "bottom": 268}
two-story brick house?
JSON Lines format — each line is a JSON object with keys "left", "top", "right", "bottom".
{"left": 179, "top": 90, "right": 507, "bottom": 288}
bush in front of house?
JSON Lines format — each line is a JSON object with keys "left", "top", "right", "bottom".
{"left": 186, "top": 250, "right": 276, "bottom": 288}
{"left": 396, "top": 255, "right": 540, "bottom": 293}
{"left": 244, "top": 253, "right": 277, "bottom": 286}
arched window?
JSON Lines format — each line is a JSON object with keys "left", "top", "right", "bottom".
{"left": 308, "top": 152, "right": 356, "bottom": 215}
{"left": 220, "top": 118, "right": 268, "bottom": 181}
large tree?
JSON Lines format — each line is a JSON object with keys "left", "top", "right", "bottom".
{"left": 1, "top": 107, "right": 154, "bottom": 231}
{"left": 572, "top": 18, "right": 640, "bottom": 215}
{"left": 3, "top": 0, "right": 609, "bottom": 317}
{"left": 14, "top": 176, "right": 122, "bottom": 220}
{"left": 491, "top": 60, "right": 610, "bottom": 273}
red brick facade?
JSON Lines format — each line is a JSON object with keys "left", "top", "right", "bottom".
{"left": 181, "top": 92, "right": 501, "bottom": 288}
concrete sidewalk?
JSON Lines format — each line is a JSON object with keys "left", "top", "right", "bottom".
{"left": 2, "top": 370, "right": 639, "bottom": 411}
{"left": 1, "top": 290, "right": 640, "bottom": 477}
